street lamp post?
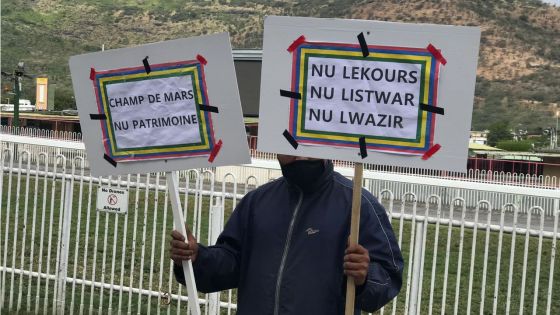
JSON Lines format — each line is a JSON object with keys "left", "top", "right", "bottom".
{"left": 1, "top": 61, "right": 28, "bottom": 132}
{"left": 13, "top": 62, "right": 26, "bottom": 130}
{"left": 13, "top": 74, "right": 21, "bottom": 129}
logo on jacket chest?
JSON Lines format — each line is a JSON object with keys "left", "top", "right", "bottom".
{"left": 305, "top": 227, "right": 320, "bottom": 235}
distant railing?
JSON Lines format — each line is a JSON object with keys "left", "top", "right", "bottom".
{"left": 1, "top": 127, "right": 558, "bottom": 188}
{"left": 0, "top": 126, "right": 82, "bottom": 142}
{"left": 247, "top": 137, "right": 559, "bottom": 189}
{"left": 1, "top": 126, "right": 86, "bottom": 168}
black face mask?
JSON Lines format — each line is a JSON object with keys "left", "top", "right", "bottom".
{"left": 281, "top": 160, "right": 326, "bottom": 191}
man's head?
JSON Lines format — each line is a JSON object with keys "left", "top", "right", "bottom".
{"left": 277, "top": 154, "right": 328, "bottom": 191}
{"left": 276, "top": 154, "right": 321, "bottom": 166}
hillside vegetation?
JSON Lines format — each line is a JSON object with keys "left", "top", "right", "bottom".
{"left": 1, "top": 0, "right": 559, "bottom": 132}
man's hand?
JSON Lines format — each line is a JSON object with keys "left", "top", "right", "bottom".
{"left": 344, "top": 243, "right": 370, "bottom": 286}
{"left": 169, "top": 226, "right": 199, "bottom": 265}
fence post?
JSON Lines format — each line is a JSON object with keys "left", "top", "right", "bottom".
{"left": 409, "top": 221, "right": 424, "bottom": 315}
{"left": 55, "top": 178, "right": 73, "bottom": 314}
{"left": 208, "top": 197, "right": 224, "bottom": 315}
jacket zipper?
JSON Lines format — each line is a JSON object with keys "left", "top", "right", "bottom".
{"left": 273, "top": 188, "right": 303, "bottom": 315}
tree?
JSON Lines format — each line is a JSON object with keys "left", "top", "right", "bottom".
{"left": 487, "top": 121, "right": 511, "bottom": 146}
{"left": 496, "top": 140, "right": 533, "bottom": 152}
{"left": 54, "top": 87, "right": 76, "bottom": 110}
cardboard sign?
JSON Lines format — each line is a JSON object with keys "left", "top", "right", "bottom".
{"left": 290, "top": 43, "right": 440, "bottom": 155}
{"left": 259, "top": 16, "right": 480, "bottom": 172}
{"left": 96, "top": 186, "right": 129, "bottom": 214}
{"left": 70, "top": 33, "right": 250, "bottom": 176}
{"left": 92, "top": 60, "right": 215, "bottom": 162}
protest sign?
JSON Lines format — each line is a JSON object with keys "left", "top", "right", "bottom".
{"left": 259, "top": 16, "right": 480, "bottom": 172}
{"left": 70, "top": 33, "right": 250, "bottom": 177}
{"left": 70, "top": 33, "right": 250, "bottom": 315}
{"left": 92, "top": 60, "right": 215, "bottom": 162}
{"left": 259, "top": 16, "right": 480, "bottom": 314}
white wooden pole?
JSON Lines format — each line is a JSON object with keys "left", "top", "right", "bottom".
{"left": 345, "top": 163, "right": 363, "bottom": 315}
{"left": 166, "top": 172, "right": 201, "bottom": 315}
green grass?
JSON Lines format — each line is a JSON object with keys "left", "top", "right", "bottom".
{"left": 1, "top": 173, "right": 559, "bottom": 314}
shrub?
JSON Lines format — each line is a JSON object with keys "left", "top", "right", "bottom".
{"left": 496, "top": 140, "right": 534, "bottom": 152}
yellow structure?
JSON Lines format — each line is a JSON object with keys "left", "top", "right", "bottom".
{"left": 35, "top": 77, "right": 48, "bottom": 110}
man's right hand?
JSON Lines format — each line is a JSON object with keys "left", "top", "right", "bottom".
{"left": 169, "top": 226, "right": 199, "bottom": 265}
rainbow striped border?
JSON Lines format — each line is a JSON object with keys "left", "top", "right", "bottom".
{"left": 289, "top": 42, "right": 441, "bottom": 155}
{"left": 92, "top": 60, "right": 216, "bottom": 162}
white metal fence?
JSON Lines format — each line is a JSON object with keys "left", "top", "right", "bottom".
{"left": 0, "top": 129, "right": 560, "bottom": 314}
{"left": 2, "top": 127, "right": 558, "bottom": 189}
{"left": 247, "top": 135, "right": 559, "bottom": 189}
{"left": 1, "top": 127, "right": 87, "bottom": 169}
{"left": 248, "top": 150, "right": 559, "bottom": 189}
{"left": 0, "top": 149, "right": 244, "bottom": 315}
{"left": 0, "top": 126, "right": 83, "bottom": 142}
{"left": 1, "top": 147, "right": 559, "bottom": 314}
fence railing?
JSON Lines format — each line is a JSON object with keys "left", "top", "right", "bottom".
{"left": 2, "top": 127, "right": 559, "bottom": 188}
{"left": 227, "top": 159, "right": 560, "bottom": 218}
{"left": 1, "top": 150, "right": 559, "bottom": 315}
{"left": 0, "top": 126, "right": 82, "bottom": 142}
{"left": 248, "top": 150, "right": 559, "bottom": 189}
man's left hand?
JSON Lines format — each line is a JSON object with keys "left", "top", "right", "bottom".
{"left": 344, "top": 243, "right": 370, "bottom": 286}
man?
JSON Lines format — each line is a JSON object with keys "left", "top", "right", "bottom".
{"left": 170, "top": 155, "right": 403, "bottom": 314}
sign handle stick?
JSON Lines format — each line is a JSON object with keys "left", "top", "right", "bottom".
{"left": 166, "top": 171, "right": 201, "bottom": 315}
{"left": 345, "top": 162, "right": 364, "bottom": 315}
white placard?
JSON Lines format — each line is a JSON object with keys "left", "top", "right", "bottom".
{"left": 258, "top": 16, "right": 481, "bottom": 172}
{"left": 304, "top": 57, "right": 421, "bottom": 139}
{"left": 70, "top": 33, "right": 250, "bottom": 177}
{"left": 107, "top": 76, "right": 202, "bottom": 149}
{"left": 96, "top": 186, "right": 129, "bottom": 214}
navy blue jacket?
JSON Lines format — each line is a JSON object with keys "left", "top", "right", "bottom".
{"left": 175, "top": 161, "right": 403, "bottom": 314}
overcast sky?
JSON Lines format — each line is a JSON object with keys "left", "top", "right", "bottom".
{"left": 541, "top": 0, "right": 559, "bottom": 6}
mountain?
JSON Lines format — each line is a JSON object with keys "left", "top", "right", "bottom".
{"left": 1, "top": 0, "right": 559, "bottom": 132}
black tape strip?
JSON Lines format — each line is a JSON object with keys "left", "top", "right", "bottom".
{"left": 90, "top": 113, "right": 106, "bottom": 120}
{"left": 103, "top": 154, "right": 117, "bottom": 167}
{"left": 199, "top": 104, "right": 219, "bottom": 113}
{"left": 357, "top": 32, "right": 369, "bottom": 58}
{"left": 420, "top": 103, "right": 445, "bottom": 115}
{"left": 359, "top": 136, "right": 368, "bottom": 159}
{"left": 142, "top": 56, "right": 151, "bottom": 74}
{"left": 283, "top": 129, "right": 298, "bottom": 150}
{"left": 280, "top": 90, "right": 301, "bottom": 100}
